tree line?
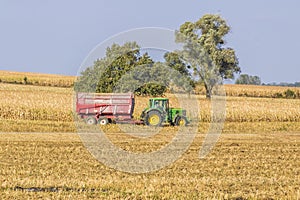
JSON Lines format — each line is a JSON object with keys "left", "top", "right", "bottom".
{"left": 263, "top": 82, "right": 300, "bottom": 87}
{"left": 75, "top": 14, "right": 241, "bottom": 98}
{"left": 235, "top": 74, "right": 261, "bottom": 85}
{"left": 235, "top": 74, "right": 299, "bottom": 87}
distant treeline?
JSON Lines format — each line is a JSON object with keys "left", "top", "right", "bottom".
{"left": 262, "top": 82, "right": 300, "bottom": 87}
{"left": 235, "top": 74, "right": 299, "bottom": 87}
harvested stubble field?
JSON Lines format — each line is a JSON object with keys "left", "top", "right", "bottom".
{"left": 0, "top": 72, "right": 300, "bottom": 199}
{"left": 0, "top": 132, "right": 299, "bottom": 199}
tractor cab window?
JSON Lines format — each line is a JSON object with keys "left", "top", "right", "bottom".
{"left": 161, "top": 100, "right": 166, "bottom": 109}
{"left": 150, "top": 99, "right": 169, "bottom": 112}
{"left": 162, "top": 100, "right": 169, "bottom": 111}
{"left": 154, "top": 100, "right": 162, "bottom": 108}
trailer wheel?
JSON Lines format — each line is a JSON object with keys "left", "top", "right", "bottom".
{"left": 145, "top": 110, "right": 162, "bottom": 126}
{"left": 98, "top": 117, "right": 109, "bottom": 125}
{"left": 175, "top": 116, "right": 188, "bottom": 126}
{"left": 86, "top": 117, "right": 97, "bottom": 125}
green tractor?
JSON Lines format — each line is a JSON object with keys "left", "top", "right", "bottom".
{"left": 140, "top": 98, "right": 189, "bottom": 126}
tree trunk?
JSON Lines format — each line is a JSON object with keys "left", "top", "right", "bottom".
{"left": 204, "top": 83, "right": 212, "bottom": 99}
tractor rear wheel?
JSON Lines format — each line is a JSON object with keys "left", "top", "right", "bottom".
{"left": 145, "top": 110, "right": 163, "bottom": 126}
{"left": 175, "top": 116, "right": 188, "bottom": 126}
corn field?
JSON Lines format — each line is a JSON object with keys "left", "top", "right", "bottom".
{"left": 195, "top": 84, "right": 300, "bottom": 98}
{"left": 0, "top": 83, "right": 73, "bottom": 121}
{"left": 225, "top": 84, "right": 300, "bottom": 98}
{"left": 0, "top": 70, "right": 75, "bottom": 87}
{"left": 0, "top": 83, "right": 300, "bottom": 128}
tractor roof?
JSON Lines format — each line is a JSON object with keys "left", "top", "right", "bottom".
{"left": 150, "top": 98, "right": 168, "bottom": 100}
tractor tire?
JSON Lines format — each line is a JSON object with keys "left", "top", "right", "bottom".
{"left": 86, "top": 117, "right": 97, "bottom": 125}
{"left": 175, "top": 116, "right": 188, "bottom": 126}
{"left": 145, "top": 110, "right": 163, "bottom": 126}
{"left": 98, "top": 117, "right": 109, "bottom": 125}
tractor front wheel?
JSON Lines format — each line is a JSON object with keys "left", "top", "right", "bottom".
{"left": 145, "top": 111, "right": 163, "bottom": 126}
{"left": 175, "top": 116, "right": 188, "bottom": 126}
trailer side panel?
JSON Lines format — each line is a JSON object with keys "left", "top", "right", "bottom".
{"left": 76, "top": 93, "right": 134, "bottom": 120}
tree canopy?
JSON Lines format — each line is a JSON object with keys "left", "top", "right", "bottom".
{"left": 75, "top": 42, "right": 193, "bottom": 96}
{"left": 176, "top": 14, "right": 241, "bottom": 98}
{"left": 75, "top": 42, "right": 157, "bottom": 94}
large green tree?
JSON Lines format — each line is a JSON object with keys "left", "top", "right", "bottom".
{"left": 75, "top": 42, "right": 155, "bottom": 94}
{"left": 96, "top": 42, "right": 154, "bottom": 93}
{"left": 163, "top": 52, "right": 195, "bottom": 92}
{"left": 75, "top": 41, "right": 196, "bottom": 96}
{"left": 164, "top": 52, "right": 190, "bottom": 76}
{"left": 176, "top": 14, "right": 241, "bottom": 98}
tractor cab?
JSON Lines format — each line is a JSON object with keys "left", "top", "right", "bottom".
{"left": 149, "top": 98, "right": 169, "bottom": 113}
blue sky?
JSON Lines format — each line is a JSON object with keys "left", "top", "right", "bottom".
{"left": 0, "top": 0, "right": 299, "bottom": 83}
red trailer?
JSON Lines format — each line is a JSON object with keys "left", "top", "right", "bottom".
{"left": 76, "top": 92, "right": 136, "bottom": 125}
